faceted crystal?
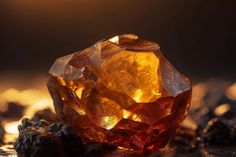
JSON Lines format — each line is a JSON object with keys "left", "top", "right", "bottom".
{"left": 47, "top": 34, "right": 191, "bottom": 151}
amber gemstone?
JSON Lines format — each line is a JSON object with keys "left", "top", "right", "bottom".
{"left": 47, "top": 34, "right": 191, "bottom": 151}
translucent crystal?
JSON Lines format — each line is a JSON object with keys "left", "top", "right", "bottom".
{"left": 47, "top": 34, "right": 191, "bottom": 151}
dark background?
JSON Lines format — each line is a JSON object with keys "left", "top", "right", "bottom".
{"left": 0, "top": 0, "right": 235, "bottom": 79}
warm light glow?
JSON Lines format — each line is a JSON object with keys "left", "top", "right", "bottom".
{"left": 131, "top": 114, "right": 141, "bottom": 122}
{"left": 58, "top": 77, "right": 66, "bottom": 86}
{"left": 117, "top": 146, "right": 134, "bottom": 151}
{"left": 182, "top": 116, "right": 197, "bottom": 130}
{"left": 133, "top": 89, "right": 143, "bottom": 102}
{"left": 101, "top": 116, "right": 119, "bottom": 130}
{"left": 71, "top": 105, "right": 86, "bottom": 115}
{"left": 191, "top": 83, "right": 208, "bottom": 109}
{"left": 122, "top": 110, "right": 141, "bottom": 122}
{"left": 75, "top": 86, "right": 84, "bottom": 99}
{"left": 3, "top": 121, "right": 21, "bottom": 135}
{"left": 214, "top": 103, "right": 231, "bottom": 116}
{"left": 101, "top": 51, "right": 161, "bottom": 104}
{"left": 109, "top": 35, "right": 119, "bottom": 44}
{"left": 226, "top": 82, "right": 236, "bottom": 100}
{"left": 0, "top": 87, "right": 54, "bottom": 143}
{"left": 0, "top": 88, "right": 52, "bottom": 106}
{"left": 3, "top": 120, "right": 21, "bottom": 143}
{"left": 123, "top": 110, "right": 131, "bottom": 119}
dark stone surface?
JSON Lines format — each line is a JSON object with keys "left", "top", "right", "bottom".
{"left": 15, "top": 119, "right": 85, "bottom": 157}
{"left": 202, "top": 118, "right": 231, "bottom": 145}
{"left": 0, "top": 124, "right": 5, "bottom": 143}
{"left": 31, "top": 108, "right": 57, "bottom": 123}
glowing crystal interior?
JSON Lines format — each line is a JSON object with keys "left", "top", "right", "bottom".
{"left": 47, "top": 34, "right": 191, "bottom": 151}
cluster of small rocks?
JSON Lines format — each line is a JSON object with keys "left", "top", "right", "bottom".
{"left": 13, "top": 106, "right": 236, "bottom": 157}
{"left": 15, "top": 119, "right": 83, "bottom": 157}
{"left": 15, "top": 118, "right": 116, "bottom": 157}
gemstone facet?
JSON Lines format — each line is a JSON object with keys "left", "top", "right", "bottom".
{"left": 47, "top": 34, "right": 191, "bottom": 151}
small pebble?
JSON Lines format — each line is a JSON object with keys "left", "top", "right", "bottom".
{"left": 202, "top": 118, "right": 231, "bottom": 145}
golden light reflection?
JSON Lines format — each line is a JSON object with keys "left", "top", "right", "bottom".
{"left": 3, "top": 121, "right": 21, "bottom": 143}
{"left": 191, "top": 83, "right": 208, "bottom": 109}
{"left": 58, "top": 77, "right": 66, "bottom": 86}
{"left": 70, "top": 104, "right": 86, "bottom": 116}
{"left": 0, "top": 87, "right": 54, "bottom": 143}
{"left": 3, "top": 121, "right": 20, "bottom": 134}
{"left": 101, "top": 116, "right": 119, "bottom": 130}
{"left": 0, "top": 88, "right": 52, "bottom": 107}
{"left": 214, "top": 103, "right": 231, "bottom": 116}
{"left": 122, "top": 110, "right": 141, "bottom": 122}
{"left": 75, "top": 86, "right": 84, "bottom": 99}
{"left": 182, "top": 116, "right": 198, "bottom": 130}
{"left": 131, "top": 114, "right": 141, "bottom": 122}
{"left": 226, "top": 82, "right": 236, "bottom": 100}
{"left": 100, "top": 110, "right": 142, "bottom": 130}
{"left": 109, "top": 35, "right": 119, "bottom": 44}
{"left": 101, "top": 51, "right": 160, "bottom": 104}
{"left": 123, "top": 110, "right": 131, "bottom": 119}
{"left": 133, "top": 89, "right": 143, "bottom": 102}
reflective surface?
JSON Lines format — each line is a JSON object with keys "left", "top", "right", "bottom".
{"left": 47, "top": 34, "right": 191, "bottom": 150}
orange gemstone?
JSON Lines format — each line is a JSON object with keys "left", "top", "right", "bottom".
{"left": 47, "top": 34, "right": 191, "bottom": 151}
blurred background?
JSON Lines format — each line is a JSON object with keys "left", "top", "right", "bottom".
{"left": 0, "top": 0, "right": 235, "bottom": 81}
